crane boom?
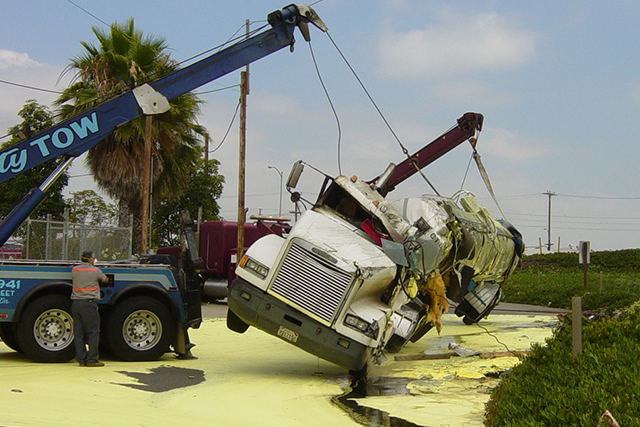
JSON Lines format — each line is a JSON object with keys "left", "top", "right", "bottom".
{"left": 0, "top": 4, "right": 327, "bottom": 247}
{"left": 376, "top": 112, "right": 483, "bottom": 195}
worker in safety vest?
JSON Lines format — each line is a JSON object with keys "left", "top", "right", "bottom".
{"left": 71, "top": 250, "right": 108, "bottom": 367}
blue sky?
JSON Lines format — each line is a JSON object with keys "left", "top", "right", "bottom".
{"left": 2, "top": 0, "right": 640, "bottom": 252}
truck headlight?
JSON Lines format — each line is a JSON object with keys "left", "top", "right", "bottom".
{"left": 239, "top": 255, "right": 269, "bottom": 279}
{"left": 344, "top": 314, "right": 379, "bottom": 339}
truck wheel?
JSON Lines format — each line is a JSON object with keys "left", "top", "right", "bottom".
{"left": 226, "top": 308, "right": 249, "bottom": 333}
{"left": 0, "top": 323, "right": 22, "bottom": 353}
{"left": 384, "top": 334, "right": 408, "bottom": 353}
{"left": 15, "top": 295, "right": 75, "bottom": 363}
{"left": 106, "top": 297, "right": 175, "bottom": 361}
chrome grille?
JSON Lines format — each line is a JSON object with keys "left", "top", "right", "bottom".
{"left": 270, "top": 242, "right": 353, "bottom": 325}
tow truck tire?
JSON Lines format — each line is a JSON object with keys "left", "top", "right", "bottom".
{"left": 15, "top": 295, "right": 75, "bottom": 363}
{"left": 106, "top": 297, "right": 175, "bottom": 361}
{"left": 0, "top": 323, "right": 22, "bottom": 353}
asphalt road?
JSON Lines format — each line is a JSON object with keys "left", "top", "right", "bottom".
{"left": 200, "top": 299, "right": 228, "bottom": 318}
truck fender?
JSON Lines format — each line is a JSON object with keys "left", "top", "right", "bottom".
{"left": 105, "top": 282, "right": 183, "bottom": 321}
{"left": 12, "top": 280, "right": 71, "bottom": 323}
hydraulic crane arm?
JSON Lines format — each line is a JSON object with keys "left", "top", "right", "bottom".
{"left": 0, "top": 4, "right": 327, "bottom": 247}
{"left": 375, "top": 112, "right": 483, "bottom": 195}
{"left": 0, "top": 4, "right": 326, "bottom": 184}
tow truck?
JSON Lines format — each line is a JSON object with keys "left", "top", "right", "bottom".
{"left": 0, "top": 4, "right": 327, "bottom": 362}
{"left": 227, "top": 113, "right": 524, "bottom": 371}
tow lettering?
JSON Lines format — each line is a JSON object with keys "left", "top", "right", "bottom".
{"left": 0, "top": 148, "right": 27, "bottom": 174}
{"left": 28, "top": 112, "right": 100, "bottom": 161}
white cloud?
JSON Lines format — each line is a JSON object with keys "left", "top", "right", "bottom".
{"left": 479, "top": 127, "right": 551, "bottom": 160}
{"left": 631, "top": 85, "right": 640, "bottom": 105}
{"left": 377, "top": 10, "right": 538, "bottom": 78}
{"left": 0, "top": 49, "right": 40, "bottom": 69}
{"left": 432, "top": 79, "right": 518, "bottom": 106}
{"left": 250, "top": 91, "right": 300, "bottom": 115}
{"left": 0, "top": 61, "right": 69, "bottom": 135}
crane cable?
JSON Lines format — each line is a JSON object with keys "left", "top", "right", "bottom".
{"left": 324, "top": 32, "right": 440, "bottom": 195}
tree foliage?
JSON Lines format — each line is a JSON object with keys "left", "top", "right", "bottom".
{"left": 151, "top": 158, "right": 224, "bottom": 247}
{"left": 0, "top": 100, "right": 68, "bottom": 221}
{"left": 54, "top": 19, "right": 209, "bottom": 252}
{"left": 67, "top": 189, "right": 118, "bottom": 226}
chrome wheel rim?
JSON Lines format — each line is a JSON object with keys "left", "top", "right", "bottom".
{"left": 33, "top": 309, "right": 74, "bottom": 351}
{"left": 122, "top": 310, "right": 162, "bottom": 351}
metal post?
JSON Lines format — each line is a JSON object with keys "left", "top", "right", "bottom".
{"left": 63, "top": 208, "right": 69, "bottom": 260}
{"left": 45, "top": 214, "right": 51, "bottom": 260}
{"left": 599, "top": 271, "right": 603, "bottom": 294}
{"left": 268, "top": 165, "right": 283, "bottom": 217}
{"left": 543, "top": 191, "right": 556, "bottom": 251}
{"left": 572, "top": 296, "right": 582, "bottom": 358}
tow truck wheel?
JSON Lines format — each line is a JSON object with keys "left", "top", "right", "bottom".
{"left": 106, "top": 297, "right": 175, "bottom": 361}
{"left": 0, "top": 323, "right": 21, "bottom": 353}
{"left": 15, "top": 295, "right": 75, "bottom": 363}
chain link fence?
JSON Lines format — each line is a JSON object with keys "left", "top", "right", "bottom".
{"left": 18, "top": 218, "right": 132, "bottom": 261}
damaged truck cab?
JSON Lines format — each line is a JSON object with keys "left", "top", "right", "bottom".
{"left": 227, "top": 113, "right": 524, "bottom": 371}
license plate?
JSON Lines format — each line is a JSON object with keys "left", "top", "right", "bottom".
{"left": 277, "top": 325, "right": 299, "bottom": 343}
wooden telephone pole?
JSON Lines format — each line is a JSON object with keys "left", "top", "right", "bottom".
{"left": 141, "top": 115, "right": 153, "bottom": 254}
{"left": 237, "top": 20, "right": 250, "bottom": 261}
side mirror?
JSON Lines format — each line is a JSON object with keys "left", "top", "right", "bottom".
{"left": 286, "top": 160, "right": 304, "bottom": 189}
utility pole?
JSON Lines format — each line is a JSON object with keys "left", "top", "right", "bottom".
{"left": 237, "top": 19, "right": 250, "bottom": 261}
{"left": 543, "top": 191, "right": 556, "bottom": 251}
{"left": 141, "top": 115, "right": 153, "bottom": 254}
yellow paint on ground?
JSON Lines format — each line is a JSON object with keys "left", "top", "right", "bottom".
{"left": 0, "top": 314, "right": 557, "bottom": 426}
{"left": 357, "top": 313, "right": 558, "bottom": 426}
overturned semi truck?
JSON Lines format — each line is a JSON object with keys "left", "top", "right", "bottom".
{"left": 227, "top": 113, "right": 524, "bottom": 371}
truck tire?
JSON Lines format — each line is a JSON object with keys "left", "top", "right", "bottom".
{"left": 226, "top": 308, "right": 249, "bottom": 333}
{"left": 106, "top": 297, "right": 175, "bottom": 361}
{"left": 384, "top": 334, "right": 407, "bottom": 353}
{"left": 0, "top": 323, "right": 22, "bottom": 353}
{"left": 15, "top": 295, "right": 75, "bottom": 363}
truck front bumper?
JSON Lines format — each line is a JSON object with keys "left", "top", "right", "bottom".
{"left": 228, "top": 277, "right": 368, "bottom": 371}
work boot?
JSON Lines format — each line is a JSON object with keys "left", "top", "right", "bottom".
{"left": 85, "top": 361, "right": 105, "bottom": 367}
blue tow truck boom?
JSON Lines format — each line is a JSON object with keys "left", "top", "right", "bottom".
{"left": 0, "top": 3, "right": 327, "bottom": 247}
{"left": 0, "top": 4, "right": 327, "bottom": 362}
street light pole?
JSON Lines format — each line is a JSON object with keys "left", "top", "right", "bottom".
{"left": 268, "top": 165, "right": 283, "bottom": 217}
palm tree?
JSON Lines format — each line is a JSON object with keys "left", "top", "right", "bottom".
{"left": 55, "top": 19, "right": 209, "bottom": 253}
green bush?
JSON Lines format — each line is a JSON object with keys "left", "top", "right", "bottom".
{"left": 485, "top": 306, "right": 640, "bottom": 426}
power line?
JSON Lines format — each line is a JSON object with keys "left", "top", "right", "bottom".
{"left": 64, "top": 0, "right": 110, "bottom": 26}
{"left": 193, "top": 84, "right": 240, "bottom": 95}
{"left": 506, "top": 212, "right": 640, "bottom": 220}
{"left": 0, "top": 78, "right": 63, "bottom": 94}
{"left": 556, "top": 193, "right": 640, "bottom": 200}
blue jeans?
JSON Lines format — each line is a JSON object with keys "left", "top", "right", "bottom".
{"left": 71, "top": 299, "right": 100, "bottom": 364}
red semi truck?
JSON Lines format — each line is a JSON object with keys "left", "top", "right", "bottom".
{"left": 159, "top": 216, "right": 290, "bottom": 300}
